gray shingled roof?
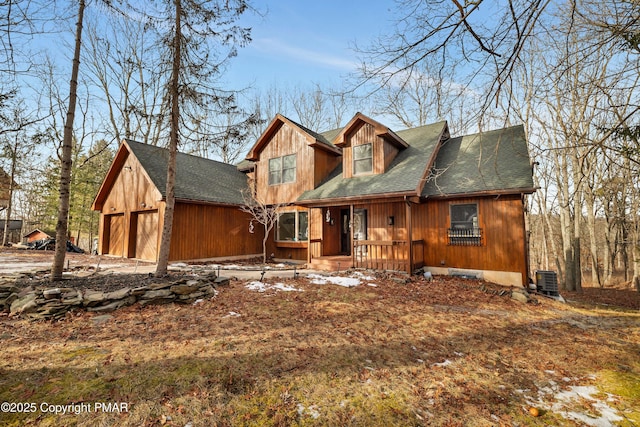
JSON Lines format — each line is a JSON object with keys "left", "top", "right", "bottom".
{"left": 421, "top": 125, "right": 535, "bottom": 197}
{"left": 298, "top": 122, "right": 447, "bottom": 202}
{"left": 125, "top": 139, "right": 249, "bottom": 205}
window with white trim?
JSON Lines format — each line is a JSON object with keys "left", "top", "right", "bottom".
{"left": 269, "top": 154, "right": 296, "bottom": 185}
{"left": 353, "top": 143, "right": 373, "bottom": 175}
{"left": 277, "top": 211, "right": 308, "bottom": 241}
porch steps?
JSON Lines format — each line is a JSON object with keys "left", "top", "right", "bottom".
{"left": 309, "top": 256, "right": 353, "bottom": 272}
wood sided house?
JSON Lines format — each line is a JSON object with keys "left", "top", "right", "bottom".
{"left": 93, "top": 113, "right": 535, "bottom": 287}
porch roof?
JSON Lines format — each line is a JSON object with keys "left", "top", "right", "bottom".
{"left": 421, "top": 125, "right": 535, "bottom": 197}
{"left": 297, "top": 121, "right": 447, "bottom": 203}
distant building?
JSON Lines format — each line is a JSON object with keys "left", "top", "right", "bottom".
{"left": 0, "top": 219, "right": 23, "bottom": 244}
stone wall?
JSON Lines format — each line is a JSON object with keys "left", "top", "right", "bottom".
{"left": 0, "top": 274, "right": 229, "bottom": 321}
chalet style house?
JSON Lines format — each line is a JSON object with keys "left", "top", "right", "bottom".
{"left": 92, "top": 113, "right": 535, "bottom": 287}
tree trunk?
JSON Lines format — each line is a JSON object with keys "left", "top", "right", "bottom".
{"left": 155, "top": 0, "right": 181, "bottom": 277}
{"left": 1, "top": 138, "right": 18, "bottom": 246}
{"left": 584, "top": 192, "right": 601, "bottom": 287}
{"left": 633, "top": 242, "right": 640, "bottom": 292}
{"left": 51, "top": 0, "right": 85, "bottom": 281}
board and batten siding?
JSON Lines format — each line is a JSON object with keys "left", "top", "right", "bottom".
{"left": 342, "top": 122, "right": 399, "bottom": 178}
{"left": 169, "top": 202, "right": 263, "bottom": 261}
{"left": 98, "top": 152, "right": 163, "bottom": 260}
{"left": 256, "top": 122, "right": 317, "bottom": 205}
{"left": 412, "top": 195, "right": 528, "bottom": 286}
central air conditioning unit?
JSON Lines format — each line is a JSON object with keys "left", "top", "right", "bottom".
{"left": 535, "top": 270, "right": 559, "bottom": 296}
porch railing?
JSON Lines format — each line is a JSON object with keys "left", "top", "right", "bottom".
{"left": 353, "top": 239, "right": 424, "bottom": 272}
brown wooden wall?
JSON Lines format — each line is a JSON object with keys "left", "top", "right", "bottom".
{"left": 354, "top": 201, "right": 407, "bottom": 241}
{"left": 170, "top": 202, "right": 263, "bottom": 261}
{"left": 342, "top": 122, "right": 399, "bottom": 178}
{"left": 98, "top": 151, "right": 164, "bottom": 260}
{"left": 412, "top": 195, "right": 528, "bottom": 284}
{"left": 255, "top": 122, "right": 339, "bottom": 205}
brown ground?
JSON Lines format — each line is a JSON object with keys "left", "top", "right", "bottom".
{"left": 1, "top": 269, "right": 639, "bottom": 426}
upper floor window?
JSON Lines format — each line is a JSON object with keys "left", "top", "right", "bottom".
{"left": 353, "top": 143, "right": 373, "bottom": 175}
{"left": 269, "top": 154, "right": 296, "bottom": 185}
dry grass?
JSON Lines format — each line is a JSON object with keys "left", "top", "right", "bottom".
{"left": 1, "top": 274, "right": 638, "bottom": 426}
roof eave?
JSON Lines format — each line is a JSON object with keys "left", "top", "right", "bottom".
{"left": 423, "top": 187, "right": 538, "bottom": 200}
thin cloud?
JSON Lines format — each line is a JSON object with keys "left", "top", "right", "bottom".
{"left": 252, "top": 38, "right": 358, "bottom": 71}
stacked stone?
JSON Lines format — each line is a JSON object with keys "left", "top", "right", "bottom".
{"left": 0, "top": 273, "right": 229, "bottom": 320}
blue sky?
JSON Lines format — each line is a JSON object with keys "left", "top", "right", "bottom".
{"left": 226, "top": 0, "right": 398, "bottom": 91}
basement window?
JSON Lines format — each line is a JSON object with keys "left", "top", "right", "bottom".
{"left": 269, "top": 154, "right": 297, "bottom": 185}
{"left": 353, "top": 143, "right": 373, "bottom": 175}
{"left": 448, "top": 203, "right": 482, "bottom": 246}
{"left": 277, "top": 211, "right": 308, "bottom": 241}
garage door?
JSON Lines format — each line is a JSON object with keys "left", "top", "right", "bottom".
{"left": 107, "top": 214, "right": 125, "bottom": 257}
{"left": 135, "top": 210, "right": 159, "bottom": 261}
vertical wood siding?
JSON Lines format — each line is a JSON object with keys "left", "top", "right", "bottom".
{"left": 134, "top": 210, "right": 159, "bottom": 261}
{"left": 106, "top": 214, "right": 125, "bottom": 257}
{"left": 412, "top": 195, "right": 528, "bottom": 283}
{"left": 169, "top": 203, "right": 263, "bottom": 261}
{"left": 255, "top": 122, "right": 338, "bottom": 205}
{"left": 343, "top": 122, "right": 399, "bottom": 178}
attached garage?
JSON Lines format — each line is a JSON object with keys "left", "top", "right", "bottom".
{"left": 92, "top": 139, "right": 263, "bottom": 262}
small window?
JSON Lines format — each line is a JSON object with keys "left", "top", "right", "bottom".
{"left": 269, "top": 154, "right": 296, "bottom": 185}
{"left": 353, "top": 143, "right": 373, "bottom": 175}
{"left": 448, "top": 203, "right": 482, "bottom": 246}
{"left": 277, "top": 211, "right": 308, "bottom": 241}
{"left": 282, "top": 154, "right": 296, "bottom": 183}
{"left": 268, "top": 157, "right": 282, "bottom": 185}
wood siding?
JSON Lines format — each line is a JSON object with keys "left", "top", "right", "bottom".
{"left": 255, "top": 122, "right": 338, "bottom": 205}
{"left": 342, "top": 122, "right": 399, "bottom": 178}
{"left": 134, "top": 210, "right": 159, "bottom": 261}
{"left": 97, "top": 151, "right": 163, "bottom": 259}
{"left": 169, "top": 203, "right": 263, "bottom": 261}
{"left": 412, "top": 195, "right": 528, "bottom": 284}
{"left": 106, "top": 214, "right": 125, "bottom": 257}
{"left": 354, "top": 201, "right": 407, "bottom": 241}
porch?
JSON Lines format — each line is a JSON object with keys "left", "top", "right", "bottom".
{"left": 309, "top": 239, "right": 424, "bottom": 273}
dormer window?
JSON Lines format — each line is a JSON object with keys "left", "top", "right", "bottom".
{"left": 269, "top": 154, "right": 296, "bottom": 185}
{"left": 353, "top": 143, "right": 373, "bottom": 175}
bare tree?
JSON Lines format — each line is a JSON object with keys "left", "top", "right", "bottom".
{"left": 239, "top": 187, "right": 283, "bottom": 263}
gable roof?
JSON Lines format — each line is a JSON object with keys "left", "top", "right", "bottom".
{"left": 332, "top": 112, "right": 409, "bottom": 149}
{"left": 297, "top": 121, "right": 448, "bottom": 203}
{"left": 93, "top": 140, "right": 250, "bottom": 209}
{"left": 245, "top": 114, "right": 341, "bottom": 161}
{"left": 421, "top": 125, "right": 535, "bottom": 197}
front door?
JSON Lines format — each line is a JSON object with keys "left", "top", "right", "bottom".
{"left": 340, "top": 209, "right": 350, "bottom": 255}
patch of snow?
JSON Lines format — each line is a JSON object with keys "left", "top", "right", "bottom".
{"left": 366, "top": 283, "right": 377, "bottom": 287}
{"left": 169, "top": 262, "right": 189, "bottom": 268}
{"left": 552, "top": 386, "right": 623, "bottom": 427}
{"left": 222, "top": 311, "right": 241, "bottom": 318}
{"left": 432, "top": 359, "right": 452, "bottom": 368}
{"left": 297, "top": 404, "right": 320, "bottom": 419}
{"left": 192, "top": 299, "right": 204, "bottom": 305}
{"left": 522, "top": 377, "right": 623, "bottom": 427}
{"left": 245, "top": 281, "right": 302, "bottom": 293}
{"left": 306, "top": 273, "right": 361, "bottom": 288}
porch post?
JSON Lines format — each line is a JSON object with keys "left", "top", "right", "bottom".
{"left": 350, "top": 204, "right": 354, "bottom": 268}
{"left": 406, "top": 199, "right": 413, "bottom": 274}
